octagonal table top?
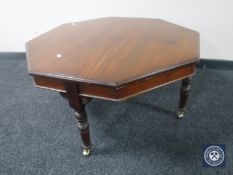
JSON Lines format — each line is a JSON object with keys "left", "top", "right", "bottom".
{"left": 26, "top": 17, "right": 199, "bottom": 86}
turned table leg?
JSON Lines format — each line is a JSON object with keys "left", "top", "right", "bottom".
{"left": 65, "top": 83, "right": 92, "bottom": 156}
{"left": 176, "top": 77, "right": 191, "bottom": 119}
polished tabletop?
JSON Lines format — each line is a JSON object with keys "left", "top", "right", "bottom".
{"left": 26, "top": 17, "right": 199, "bottom": 86}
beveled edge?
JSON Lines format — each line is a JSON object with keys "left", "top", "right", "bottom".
{"left": 26, "top": 16, "right": 200, "bottom": 88}
{"left": 32, "top": 62, "right": 196, "bottom": 101}
{"left": 28, "top": 59, "right": 199, "bottom": 87}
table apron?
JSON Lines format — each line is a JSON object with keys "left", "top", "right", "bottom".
{"left": 32, "top": 63, "right": 196, "bottom": 101}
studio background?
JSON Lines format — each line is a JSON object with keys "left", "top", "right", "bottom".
{"left": 0, "top": 0, "right": 233, "bottom": 60}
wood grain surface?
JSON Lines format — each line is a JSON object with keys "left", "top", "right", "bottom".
{"left": 33, "top": 63, "right": 196, "bottom": 101}
{"left": 26, "top": 17, "right": 199, "bottom": 86}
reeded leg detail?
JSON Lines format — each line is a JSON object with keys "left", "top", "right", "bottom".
{"left": 65, "top": 83, "right": 92, "bottom": 156}
{"left": 176, "top": 77, "right": 191, "bottom": 119}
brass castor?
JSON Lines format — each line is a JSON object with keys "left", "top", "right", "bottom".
{"left": 176, "top": 109, "right": 185, "bottom": 119}
{"left": 83, "top": 148, "right": 91, "bottom": 157}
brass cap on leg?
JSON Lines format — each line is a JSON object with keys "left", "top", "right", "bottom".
{"left": 83, "top": 148, "right": 91, "bottom": 157}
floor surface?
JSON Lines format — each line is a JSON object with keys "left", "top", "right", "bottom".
{"left": 0, "top": 54, "right": 233, "bottom": 175}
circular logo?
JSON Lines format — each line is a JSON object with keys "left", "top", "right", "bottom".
{"left": 204, "top": 146, "right": 225, "bottom": 166}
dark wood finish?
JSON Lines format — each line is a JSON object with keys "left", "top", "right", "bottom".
{"left": 176, "top": 77, "right": 192, "bottom": 118}
{"left": 59, "top": 92, "right": 92, "bottom": 105}
{"left": 26, "top": 17, "right": 199, "bottom": 86}
{"left": 33, "top": 75, "right": 65, "bottom": 92}
{"left": 64, "top": 83, "right": 92, "bottom": 150}
{"left": 33, "top": 63, "right": 196, "bottom": 101}
{"left": 179, "top": 77, "right": 192, "bottom": 110}
{"left": 79, "top": 63, "right": 195, "bottom": 101}
{"left": 26, "top": 17, "right": 200, "bottom": 155}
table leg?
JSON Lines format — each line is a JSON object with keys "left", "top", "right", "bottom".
{"left": 65, "top": 83, "right": 92, "bottom": 156}
{"left": 176, "top": 77, "right": 191, "bottom": 118}
{"left": 59, "top": 92, "right": 92, "bottom": 105}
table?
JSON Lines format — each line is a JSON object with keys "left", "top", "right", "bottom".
{"left": 26, "top": 17, "right": 200, "bottom": 156}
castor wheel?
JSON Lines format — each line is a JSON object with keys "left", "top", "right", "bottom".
{"left": 83, "top": 148, "right": 91, "bottom": 157}
{"left": 176, "top": 109, "right": 185, "bottom": 119}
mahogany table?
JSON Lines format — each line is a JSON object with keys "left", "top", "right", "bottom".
{"left": 26, "top": 17, "right": 200, "bottom": 156}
